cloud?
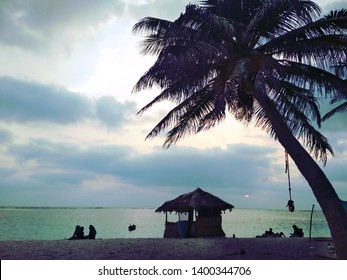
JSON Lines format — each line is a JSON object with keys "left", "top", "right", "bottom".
{"left": 0, "top": 76, "right": 138, "bottom": 129}
{"left": 127, "top": 0, "right": 192, "bottom": 21}
{"left": 0, "top": 0, "right": 193, "bottom": 52}
{"left": 1, "top": 138, "right": 287, "bottom": 206}
{"left": 0, "top": 76, "right": 92, "bottom": 123}
{"left": 0, "top": 0, "right": 126, "bottom": 50}
{"left": 320, "top": 1, "right": 347, "bottom": 14}
{"left": 1, "top": 127, "right": 345, "bottom": 208}
{"left": 0, "top": 128, "right": 13, "bottom": 144}
{"left": 121, "top": 144, "right": 278, "bottom": 190}
{"left": 95, "top": 96, "right": 137, "bottom": 129}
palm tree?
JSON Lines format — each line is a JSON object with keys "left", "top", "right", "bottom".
{"left": 132, "top": 0, "right": 347, "bottom": 258}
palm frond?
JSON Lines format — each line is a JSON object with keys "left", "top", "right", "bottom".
{"left": 324, "top": 8, "right": 347, "bottom": 21}
{"left": 132, "top": 17, "right": 172, "bottom": 35}
{"left": 274, "top": 81, "right": 321, "bottom": 126}
{"left": 254, "top": 85, "right": 333, "bottom": 163}
{"left": 258, "top": 7, "right": 347, "bottom": 58}
{"left": 322, "top": 101, "right": 347, "bottom": 121}
{"left": 248, "top": 0, "right": 321, "bottom": 46}
{"left": 160, "top": 87, "right": 221, "bottom": 147}
{"left": 277, "top": 60, "right": 347, "bottom": 97}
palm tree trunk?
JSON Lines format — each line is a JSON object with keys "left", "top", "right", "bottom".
{"left": 255, "top": 91, "right": 347, "bottom": 259}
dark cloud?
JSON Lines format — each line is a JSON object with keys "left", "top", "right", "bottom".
{"left": 0, "top": 76, "right": 92, "bottom": 123}
{"left": 1, "top": 0, "right": 344, "bottom": 52}
{"left": 0, "top": 76, "right": 137, "bottom": 128}
{"left": 0, "top": 0, "right": 192, "bottom": 51}
{"left": 1, "top": 133, "right": 345, "bottom": 208}
{"left": 8, "top": 141, "right": 268, "bottom": 186}
{"left": 0, "top": 0, "right": 126, "bottom": 50}
{"left": 2, "top": 138, "right": 282, "bottom": 203}
{"left": 8, "top": 139, "right": 132, "bottom": 175}
{"left": 121, "top": 144, "right": 277, "bottom": 190}
{"left": 95, "top": 96, "right": 137, "bottom": 129}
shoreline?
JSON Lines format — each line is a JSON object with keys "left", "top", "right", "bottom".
{"left": 0, "top": 237, "right": 336, "bottom": 260}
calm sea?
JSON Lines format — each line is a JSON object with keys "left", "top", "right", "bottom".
{"left": 0, "top": 207, "right": 330, "bottom": 240}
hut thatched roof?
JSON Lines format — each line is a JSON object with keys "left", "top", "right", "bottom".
{"left": 155, "top": 188, "right": 234, "bottom": 213}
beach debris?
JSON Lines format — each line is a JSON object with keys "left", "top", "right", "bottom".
{"left": 239, "top": 248, "right": 246, "bottom": 255}
{"left": 128, "top": 224, "right": 136, "bottom": 231}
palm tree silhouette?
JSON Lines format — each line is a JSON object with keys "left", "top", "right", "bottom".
{"left": 133, "top": 0, "right": 347, "bottom": 258}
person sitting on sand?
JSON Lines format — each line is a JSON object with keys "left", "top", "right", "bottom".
{"left": 258, "top": 228, "right": 285, "bottom": 238}
{"left": 69, "top": 225, "right": 84, "bottom": 240}
{"left": 263, "top": 228, "right": 274, "bottom": 237}
{"left": 80, "top": 226, "right": 85, "bottom": 239}
{"left": 273, "top": 231, "right": 286, "bottom": 238}
{"left": 290, "top": 224, "right": 304, "bottom": 237}
{"left": 87, "top": 225, "right": 97, "bottom": 239}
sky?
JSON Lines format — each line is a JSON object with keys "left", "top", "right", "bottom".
{"left": 0, "top": 0, "right": 346, "bottom": 210}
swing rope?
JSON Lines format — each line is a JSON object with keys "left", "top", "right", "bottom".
{"left": 285, "top": 150, "right": 295, "bottom": 212}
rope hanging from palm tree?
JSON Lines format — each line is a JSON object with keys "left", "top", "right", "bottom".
{"left": 285, "top": 150, "right": 295, "bottom": 212}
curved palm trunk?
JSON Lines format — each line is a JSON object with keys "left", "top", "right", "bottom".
{"left": 255, "top": 92, "right": 347, "bottom": 259}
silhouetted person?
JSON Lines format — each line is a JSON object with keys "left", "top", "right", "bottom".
{"left": 291, "top": 224, "right": 304, "bottom": 237}
{"left": 87, "top": 225, "right": 97, "bottom": 239}
{"left": 80, "top": 226, "right": 85, "bottom": 239}
{"left": 69, "top": 225, "right": 83, "bottom": 240}
{"left": 263, "top": 228, "right": 274, "bottom": 237}
{"left": 274, "top": 231, "right": 286, "bottom": 237}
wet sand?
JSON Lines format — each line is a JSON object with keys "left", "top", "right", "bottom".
{"left": 0, "top": 237, "right": 336, "bottom": 260}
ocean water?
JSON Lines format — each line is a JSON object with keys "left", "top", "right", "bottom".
{"left": 0, "top": 207, "right": 330, "bottom": 241}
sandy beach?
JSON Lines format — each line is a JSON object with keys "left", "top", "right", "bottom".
{"left": 0, "top": 237, "right": 336, "bottom": 260}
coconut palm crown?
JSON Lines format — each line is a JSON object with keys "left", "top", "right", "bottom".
{"left": 133, "top": 0, "right": 347, "bottom": 258}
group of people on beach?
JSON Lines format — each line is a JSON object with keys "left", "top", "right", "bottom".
{"left": 69, "top": 224, "right": 97, "bottom": 240}
{"left": 261, "top": 228, "right": 286, "bottom": 238}
{"left": 259, "top": 224, "right": 304, "bottom": 238}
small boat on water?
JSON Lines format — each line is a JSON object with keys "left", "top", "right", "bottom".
{"left": 128, "top": 224, "right": 136, "bottom": 231}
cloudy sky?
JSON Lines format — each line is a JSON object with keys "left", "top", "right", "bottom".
{"left": 0, "top": 0, "right": 346, "bottom": 210}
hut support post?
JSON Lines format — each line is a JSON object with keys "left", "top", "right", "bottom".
{"left": 188, "top": 208, "right": 194, "bottom": 237}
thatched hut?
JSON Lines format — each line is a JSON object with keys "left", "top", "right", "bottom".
{"left": 155, "top": 188, "right": 234, "bottom": 238}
